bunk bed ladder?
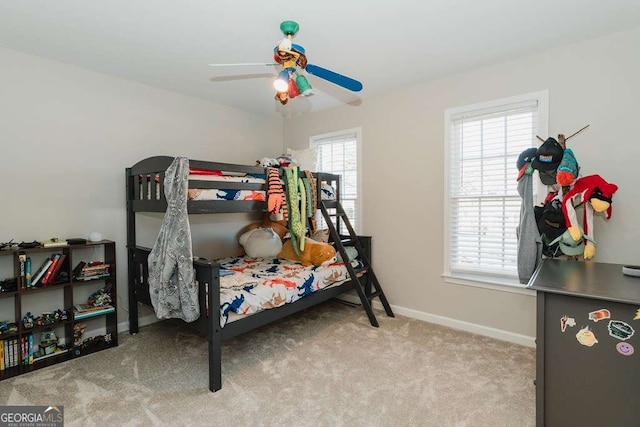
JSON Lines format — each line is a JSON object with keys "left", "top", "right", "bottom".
{"left": 320, "top": 201, "right": 394, "bottom": 327}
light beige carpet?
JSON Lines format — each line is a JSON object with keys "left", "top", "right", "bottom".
{"left": 0, "top": 301, "right": 535, "bottom": 426}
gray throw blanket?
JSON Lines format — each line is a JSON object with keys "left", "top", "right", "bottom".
{"left": 148, "top": 157, "right": 199, "bottom": 322}
{"left": 516, "top": 172, "right": 542, "bottom": 284}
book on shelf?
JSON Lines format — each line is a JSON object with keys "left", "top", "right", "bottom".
{"left": 40, "top": 254, "right": 63, "bottom": 286}
{"left": 73, "top": 305, "right": 115, "bottom": 320}
{"left": 72, "top": 261, "right": 86, "bottom": 280}
{"left": 77, "top": 273, "right": 110, "bottom": 281}
{"left": 75, "top": 262, "right": 110, "bottom": 281}
{"left": 47, "top": 254, "right": 66, "bottom": 285}
{"left": 28, "top": 333, "right": 34, "bottom": 365}
{"left": 25, "top": 256, "right": 32, "bottom": 287}
{"left": 19, "top": 252, "right": 26, "bottom": 288}
{"left": 30, "top": 258, "right": 53, "bottom": 287}
{"left": 33, "top": 347, "right": 68, "bottom": 362}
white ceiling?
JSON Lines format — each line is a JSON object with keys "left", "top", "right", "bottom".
{"left": 1, "top": 1, "right": 639, "bottom": 118}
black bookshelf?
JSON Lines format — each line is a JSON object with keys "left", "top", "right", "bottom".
{"left": 0, "top": 240, "right": 118, "bottom": 380}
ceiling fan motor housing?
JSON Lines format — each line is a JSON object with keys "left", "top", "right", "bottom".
{"left": 280, "top": 21, "right": 299, "bottom": 37}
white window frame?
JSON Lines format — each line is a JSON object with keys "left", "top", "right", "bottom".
{"left": 443, "top": 90, "right": 548, "bottom": 294}
{"left": 310, "top": 127, "right": 363, "bottom": 234}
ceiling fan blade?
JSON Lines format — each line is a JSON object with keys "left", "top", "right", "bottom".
{"left": 305, "top": 64, "right": 363, "bottom": 92}
{"left": 209, "top": 62, "right": 278, "bottom": 67}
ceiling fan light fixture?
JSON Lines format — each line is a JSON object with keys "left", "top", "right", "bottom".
{"left": 278, "top": 37, "right": 292, "bottom": 52}
{"left": 295, "top": 74, "right": 313, "bottom": 96}
{"left": 288, "top": 78, "right": 300, "bottom": 98}
{"left": 273, "top": 70, "right": 289, "bottom": 92}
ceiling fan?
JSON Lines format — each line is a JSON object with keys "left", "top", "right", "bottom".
{"left": 209, "top": 21, "right": 363, "bottom": 105}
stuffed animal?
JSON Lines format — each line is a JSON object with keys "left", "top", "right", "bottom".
{"left": 561, "top": 174, "right": 618, "bottom": 259}
{"left": 262, "top": 214, "right": 289, "bottom": 241}
{"left": 239, "top": 227, "right": 283, "bottom": 258}
{"left": 278, "top": 237, "right": 336, "bottom": 267}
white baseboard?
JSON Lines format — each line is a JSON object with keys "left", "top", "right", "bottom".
{"left": 337, "top": 295, "right": 536, "bottom": 348}
{"left": 117, "top": 312, "right": 159, "bottom": 334}
{"left": 117, "top": 298, "right": 535, "bottom": 348}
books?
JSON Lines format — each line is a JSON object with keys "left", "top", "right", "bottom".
{"left": 40, "top": 254, "right": 61, "bottom": 286}
{"left": 74, "top": 262, "right": 110, "bottom": 281}
{"left": 46, "top": 254, "right": 66, "bottom": 285}
{"left": 30, "top": 258, "right": 53, "bottom": 287}
{"left": 1, "top": 336, "right": 24, "bottom": 369}
{"left": 73, "top": 304, "right": 115, "bottom": 320}
{"left": 72, "top": 261, "right": 86, "bottom": 280}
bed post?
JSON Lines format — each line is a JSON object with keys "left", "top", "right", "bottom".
{"left": 126, "top": 167, "right": 139, "bottom": 335}
{"left": 195, "top": 259, "right": 222, "bottom": 392}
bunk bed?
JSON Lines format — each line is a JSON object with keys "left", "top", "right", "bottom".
{"left": 126, "top": 156, "right": 393, "bottom": 392}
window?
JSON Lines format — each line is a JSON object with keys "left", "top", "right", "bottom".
{"left": 310, "top": 128, "right": 362, "bottom": 233}
{"left": 444, "top": 91, "right": 548, "bottom": 287}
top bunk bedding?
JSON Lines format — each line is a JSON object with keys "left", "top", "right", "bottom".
{"left": 127, "top": 156, "right": 339, "bottom": 213}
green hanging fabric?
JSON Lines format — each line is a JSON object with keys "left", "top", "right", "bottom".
{"left": 283, "top": 167, "right": 305, "bottom": 256}
{"left": 298, "top": 176, "right": 306, "bottom": 252}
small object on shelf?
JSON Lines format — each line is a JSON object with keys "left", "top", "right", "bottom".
{"left": 88, "top": 287, "right": 112, "bottom": 307}
{"left": 622, "top": 265, "right": 640, "bottom": 278}
{"left": 73, "top": 323, "right": 87, "bottom": 347}
{"left": 22, "top": 312, "right": 35, "bottom": 329}
{"left": 38, "top": 330, "right": 58, "bottom": 355}
{"left": 0, "top": 239, "right": 16, "bottom": 251}
{"left": 0, "top": 277, "right": 17, "bottom": 293}
{"left": 88, "top": 232, "right": 103, "bottom": 242}
{"left": 0, "top": 322, "right": 10, "bottom": 334}
{"left": 18, "top": 241, "right": 41, "bottom": 249}
{"left": 41, "top": 238, "right": 68, "bottom": 248}
{"left": 67, "top": 238, "right": 87, "bottom": 245}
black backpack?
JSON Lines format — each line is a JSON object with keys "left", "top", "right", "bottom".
{"left": 534, "top": 198, "right": 567, "bottom": 258}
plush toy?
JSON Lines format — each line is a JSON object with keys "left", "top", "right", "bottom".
{"left": 561, "top": 174, "right": 619, "bottom": 259}
{"left": 239, "top": 227, "right": 283, "bottom": 258}
{"left": 242, "top": 212, "right": 289, "bottom": 243}
{"left": 278, "top": 237, "right": 336, "bottom": 267}
{"left": 556, "top": 148, "right": 579, "bottom": 187}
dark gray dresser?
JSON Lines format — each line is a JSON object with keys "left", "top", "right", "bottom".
{"left": 528, "top": 259, "right": 640, "bottom": 426}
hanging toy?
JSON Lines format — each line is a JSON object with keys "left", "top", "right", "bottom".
{"left": 561, "top": 174, "right": 619, "bottom": 259}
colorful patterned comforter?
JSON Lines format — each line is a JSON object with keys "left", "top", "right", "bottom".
{"left": 188, "top": 189, "right": 266, "bottom": 201}
{"left": 218, "top": 256, "right": 363, "bottom": 326}
{"left": 188, "top": 174, "right": 265, "bottom": 184}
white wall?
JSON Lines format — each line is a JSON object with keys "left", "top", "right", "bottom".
{"left": 0, "top": 47, "right": 283, "bottom": 327}
{"left": 284, "top": 26, "right": 640, "bottom": 340}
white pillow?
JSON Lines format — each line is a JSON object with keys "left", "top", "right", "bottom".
{"left": 286, "top": 147, "right": 318, "bottom": 172}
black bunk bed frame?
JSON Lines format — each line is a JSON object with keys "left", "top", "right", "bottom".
{"left": 126, "top": 155, "right": 393, "bottom": 392}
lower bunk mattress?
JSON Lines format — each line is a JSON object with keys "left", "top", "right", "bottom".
{"left": 218, "top": 256, "right": 363, "bottom": 327}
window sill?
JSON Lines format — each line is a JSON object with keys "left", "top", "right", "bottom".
{"left": 442, "top": 273, "right": 536, "bottom": 297}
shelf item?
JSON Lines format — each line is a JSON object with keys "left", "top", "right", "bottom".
{"left": 0, "top": 241, "right": 118, "bottom": 378}
{"left": 73, "top": 305, "right": 115, "bottom": 320}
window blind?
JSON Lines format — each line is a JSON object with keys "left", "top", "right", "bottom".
{"left": 312, "top": 132, "right": 359, "bottom": 233}
{"left": 448, "top": 100, "right": 539, "bottom": 278}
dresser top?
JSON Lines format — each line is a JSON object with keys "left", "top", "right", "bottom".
{"left": 527, "top": 259, "right": 640, "bottom": 305}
